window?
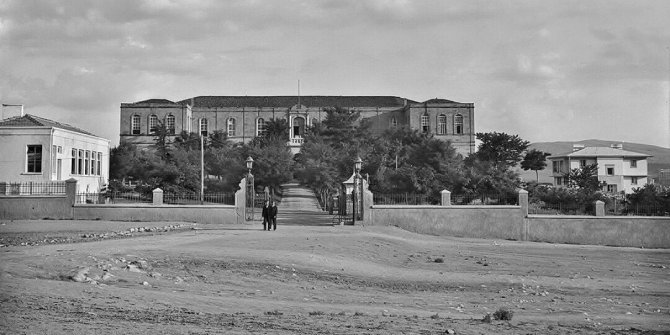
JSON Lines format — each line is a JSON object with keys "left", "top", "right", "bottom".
{"left": 97, "top": 152, "right": 102, "bottom": 176}
{"left": 131, "top": 115, "right": 141, "bottom": 135}
{"left": 454, "top": 114, "right": 463, "bottom": 134}
{"left": 91, "top": 151, "right": 96, "bottom": 176}
{"left": 580, "top": 160, "right": 587, "bottom": 168}
{"left": 71, "top": 149, "right": 77, "bottom": 174}
{"left": 606, "top": 165, "right": 615, "bottom": 176}
{"left": 552, "top": 160, "right": 564, "bottom": 173}
{"left": 227, "top": 118, "right": 236, "bottom": 137}
{"left": 256, "top": 118, "right": 266, "bottom": 136}
{"left": 84, "top": 151, "right": 90, "bottom": 175}
{"left": 52, "top": 145, "right": 57, "bottom": 173}
{"left": 421, "top": 115, "right": 429, "bottom": 133}
{"left": 199, "top": 118, "right": 208, "bottom": 137}
{"left": 26, "top": 145, "right": 42, "bottom": 173}
{"left": 312, "top": 118, "right": 318, "bottom": 127}
{"left": 630, "top": 160, "right": 637, "bottom": 168}
{"left": 607, "top": 184, "right": 617, "bottom": 193}
{"left": 78, "top": 150, "right": 84, "bottom": 175}
{"left": 631, "top": 177, "right": 638, "bottom": 185}
{"left": 149, "top": 114, "right": 158, "bottom": 134}
{"left": 390, "top": 117, "right": 397, "bottom": 128}
{"left": 555, "top": 177, "right": 562, "bottom": 186}
{"left": 166, "top": 114, "right": 175, "bottom": 135}
{"left": 437, "top": 115, "right": 447, "bottom": 135}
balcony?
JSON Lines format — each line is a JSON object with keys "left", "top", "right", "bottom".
{"left": 290, "top": 137, "right": 304, "bottom": 145}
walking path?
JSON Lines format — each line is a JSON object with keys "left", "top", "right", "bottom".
{"left": 275, "top": 183, "right": 333, "bottom": 227}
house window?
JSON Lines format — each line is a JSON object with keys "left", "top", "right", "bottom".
{"left": 607, "top": 184, "right": 617, "bottom": 193}
{"left": 256, "top": 118, "right": 266, "bottom": 136}
{"left": 437, "top": 114, "right": 447, "bottom": 135}
{"left": 71, "top": 148, "right": 77, "bottom": 174}
{"left": 606, "top": 165, "right": 615, "bottom": 176}
{"left": 552, "top": 160, "right": 564, "bottom": 173}
{"left": 91, "top": 151, "right": 96, "bottom": 176}
{"left": 78, "top": 150, "right": 84, "bottom": 175}
{"left": 390, "top": 117, "right": 397, "bottom": 128}
{"left": 199, "top": 118, "right": 208, "bottom": 137}
{"left": 131, "top": 115, "right": 141, "bottom": 135}
{"left": 555, "top": 177, "right": 562, "bottom": 186}
{"left": 421, "top": 115, "right": 429, "bottom": 133}
{"left": 580, "top": 160, "right": 587, "bottom": 168}
{"left": 97, "top": 152, "right": 102, "bottom": 176}
{"left": 227, "top": 118, "right": 236, "bottom": 137}
{"left": 454, "top": 114, "right": 463, "bottom": 134}
{"left": 84, "top": 151, "right": 90, "bottom": 175}
{"left": 149, "top": 114, "right": 158, "bottom": 134}
{"left": 631, "top": 177, "right": 638, "bottom": 185}
{"left": 166, "top": 114, "right": 175, "bottom": 135}
{"left": 630, "top": 160, "right": 637, "bottom": 168}
{"left": 52, "top": 145, "right": 57, "bottom": 173}
{"left": 26, "top": 145, "right": 42, "bottom": 173}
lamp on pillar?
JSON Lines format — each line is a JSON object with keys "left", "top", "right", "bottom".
{"left": 245, "top": 156, "right": 255, "bottom": 221}
{"left": 352, "top": 156, "right": 362, "bottom": 223}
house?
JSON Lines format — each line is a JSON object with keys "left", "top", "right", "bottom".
{"left": 548, "top": 144, "right": 651, "bottom": 194}
{"left": 119, "top": 96, "right": 476, "bottom": 156}
{"left": 0, "top": 113, "right": 110, "bottom": 194}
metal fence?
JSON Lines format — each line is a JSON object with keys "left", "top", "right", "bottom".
{"left": 604, "top": 201, "right": 670, "bottom": 217}
{"left": 373, "top": 193, "right": 437, "bottom": 205}
{"left": 451, "top": 193, "right": 519, "bottom": 206}
{"left": 75, "top": 192, "right": 152, "bottom": 204}
{"left": 528, "top": 202, "right": 593, "bottom": 215}
{"left": 164, "top": 192, "right": 235, "bottom": 205}
{"left": 0, "top": 181, "right": 67, "bottom": 195}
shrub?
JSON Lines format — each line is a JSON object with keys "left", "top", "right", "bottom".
{"left": 492, "top": 307, "right": 513, "bottom": 321}
{"left": 265, "top": 310, "right": 283, "bottom": 316}
{"left": 308, "top": 311, "right": 325, "bottom": 316}
{"left": 434, "top": 258, "right": 444, "bottom": 263}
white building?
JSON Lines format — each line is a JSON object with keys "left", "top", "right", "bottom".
{"left": 0, "top": 113, "right": 110, "bottom": 193}
{"left": 548, "top": 144, "right": 651, "bottom": 194}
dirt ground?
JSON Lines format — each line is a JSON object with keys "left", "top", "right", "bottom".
{"left": 0, "top": 219, "right": 669, "bottom": 334}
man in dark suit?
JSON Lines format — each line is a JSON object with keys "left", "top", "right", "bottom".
{"left": 269, "top": 200, "right": 278, "bottom": 231}
{"left": 261, "top": 200, "right": 270, "bottom": 230}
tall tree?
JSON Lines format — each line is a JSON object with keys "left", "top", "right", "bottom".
{"left": 521, "top": 149, "right": 551, "bottom": 182}
{"left": 564, "top": 163, "right": 605, "bottom": 194}
{"left": 473, "top": 132, "right": 530, "bottom": 170}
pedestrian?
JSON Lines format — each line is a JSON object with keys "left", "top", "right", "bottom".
{"left": 269, "top": 200, "right": 278, "bottom": 231}
{"left": 261, "top": 200, "right": 270, "bottom": 231}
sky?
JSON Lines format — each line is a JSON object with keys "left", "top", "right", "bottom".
{"left": 1, "top": 0, "right": 669, "bottom": 148}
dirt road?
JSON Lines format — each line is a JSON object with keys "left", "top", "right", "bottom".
{"left": 1, "top": 218, "right": 668, "bottom": 334}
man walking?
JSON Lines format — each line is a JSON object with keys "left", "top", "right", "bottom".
{"left": 261, "top": 200, "right": 270, "bottom": 231}
{"left": 268, "top": 200, "right": 278, "bottom": 231}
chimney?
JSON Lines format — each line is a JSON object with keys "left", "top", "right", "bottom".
{"left": 611, "top": 143, "right": 623, "bottom": 150}
{"left": 572, "top": 144, "right": 585, "bottom": 152}
{"left": 1, "top": 104, "right": 24, "bottom": 119}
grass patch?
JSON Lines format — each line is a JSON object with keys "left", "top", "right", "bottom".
{"left": 434, "top": 258, "right": 444, "bottom": 263}
{"left": 308, "top": 311, "right": 325, "bottom": 316}
{"left": 493, "top": 307, "right": 514, "bottom": 321}
{"left": 265, "top": 310, "right": 283, "bottom": 316}
{"left": 353, "top": 311, "right": 367, "bottom": 317}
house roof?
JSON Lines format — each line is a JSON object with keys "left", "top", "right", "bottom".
{"left": 172, "top": 96, "right": 416, "bottom": 108}
{"left": 134, "top": 99, "right": 176, "bottom": 104}
{"left": 549, "top": 146, "right": 651, "bottom": 159}
{"left": 421, "top": 98, "right": 458, "bottom": 104}
{"left": 0, "top": 114, "right": 96, "bottom": 136}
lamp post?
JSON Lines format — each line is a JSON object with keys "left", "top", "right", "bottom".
{"left": 245, "top": 156, "right": 254, "bottom": 221}
{"left": 352, "top": 156, "right": 362, "bottom": 223}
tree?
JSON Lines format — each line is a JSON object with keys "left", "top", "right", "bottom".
{"left": 564, "top": 163, "right": 605, "bottom": 194}
{"left": 473, "top": 132, "right": 530, "bottom": 170}
{"left": 521, "top": 149, "right": 551, "bottom": 182}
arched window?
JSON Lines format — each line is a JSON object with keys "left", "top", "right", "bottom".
{"left": 390, "top": 117, "right": 397, "bottom": 128}
{"left": 200, "top": 118, "right": 208, "bottom": 137}
{"left": 454, "top": 114, "right": 463, "bottom": 134}
{"left": 166, "top": 114, "right": 175, "bottom": 135}
{"left": 227, "top": 118, "right": 236, "bottom": 137}
{"left": 149, "top": 114, "right": 158, "bottom": 134}
{"left": 131, "top": 115, "right": 141, "bottom": 135}
{"left": 421, "top": 114, "right": 430, "bottom": 133}
{"left": 437, "top": 114, "right": 447, "bottom": 135}
{"left": 256, "top": 118, "right": 266, "bottom": 136}
{"left": 293, "top": 116, "right": 305, "bottom": 137}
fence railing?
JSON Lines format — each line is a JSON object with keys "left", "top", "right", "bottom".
{"left": 451, "top": 193, "right": 519, "bottom": 206}
{"left": 164, "top": 192, "right": 235, "bottom": 205}
{"left": 373, "top": 193, "right": 437, "bottom": 205}
{"left": 528, "top": 202, "right": 594, "bottom": 215}
{"left": 0, "top": 181, "right": 67, "bottom": 195}
{"left": 75, "top": 192, "right": 151, "bottom": 204}
{"left": 605, "top": 202, "right": 670, "bottom": 217}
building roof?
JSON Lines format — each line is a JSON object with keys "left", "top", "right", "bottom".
{"left": 172, "top": 96, "right": 416, "bottom": 108}
{"left": 134, "top": 99, "right": 176, "bottom": 104}
{"left": 421, "top": 98, "right": 458, "bottom": 104}
{"left": 549, "top": 146, "right": 651, "bottom": 159}
{"left": 0, "top": 114, "right": 96, "bottom": 136}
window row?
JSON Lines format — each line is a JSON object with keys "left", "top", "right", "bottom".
{"left": 389, "top": 114, "right": 464, "bottom": 134}
{"left": 70, "top": 148, "right": 103, "bottom": 176}
{"left": 131, "top": 114, "right": 176, "bottom": 135}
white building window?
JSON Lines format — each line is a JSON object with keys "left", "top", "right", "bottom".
{"left": 630, "top": 160, "right": 637, "bottom": 168}
{"left": 454, "top": 114, "right": 463, "bottom": 134}
{"left": 606, "top": 165, "right": 615, "bottom": 176}
{"left": 149, "top": 114, "right": 158, "bottom": 134}
{"left": 97, "top": 152, "right": 102, "bottom": 176}
{"left": 78, "top": 149, "right": 84, "bottom": 175}
{"left": 85, "top": 150, "right": 90, "bottom": 175}
{"left": 552, "top": 160, "right": 564, "bottom": 174}
{"left": 131, "top": 115, "right": 141, "bottom": 135}
{"left": 71, "top": 148, "right": 77, "bottom": 175}
{"left": 227, "top": 118, "right": 236, "bottom": 137}
{"left": 26, "top": 145, "right": 42, "bottom": 173}
{"left": 437, "top": 114, "right": 447, "bottom": 135}
{"left": 257, "top": 118, "right": 266, "bottom": 136}
{"left": 91, "top": 151, "right": 97, "bottom": 176}
{"left": 631, "top": 177, "right": 638, "bottom": 185}
{"left": 199, "top": 118, "right": 208, "bottom": 137}
{"left": 390, "top": 117, "right": 397, "bottom": 128}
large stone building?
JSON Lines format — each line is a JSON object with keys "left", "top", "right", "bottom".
{"left": 120, "top": 96, "right": 475, "bottom": 156}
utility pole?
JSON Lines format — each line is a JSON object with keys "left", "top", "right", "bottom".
{"left": 200, "top": 134, "right": 204, "bottom": 204}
